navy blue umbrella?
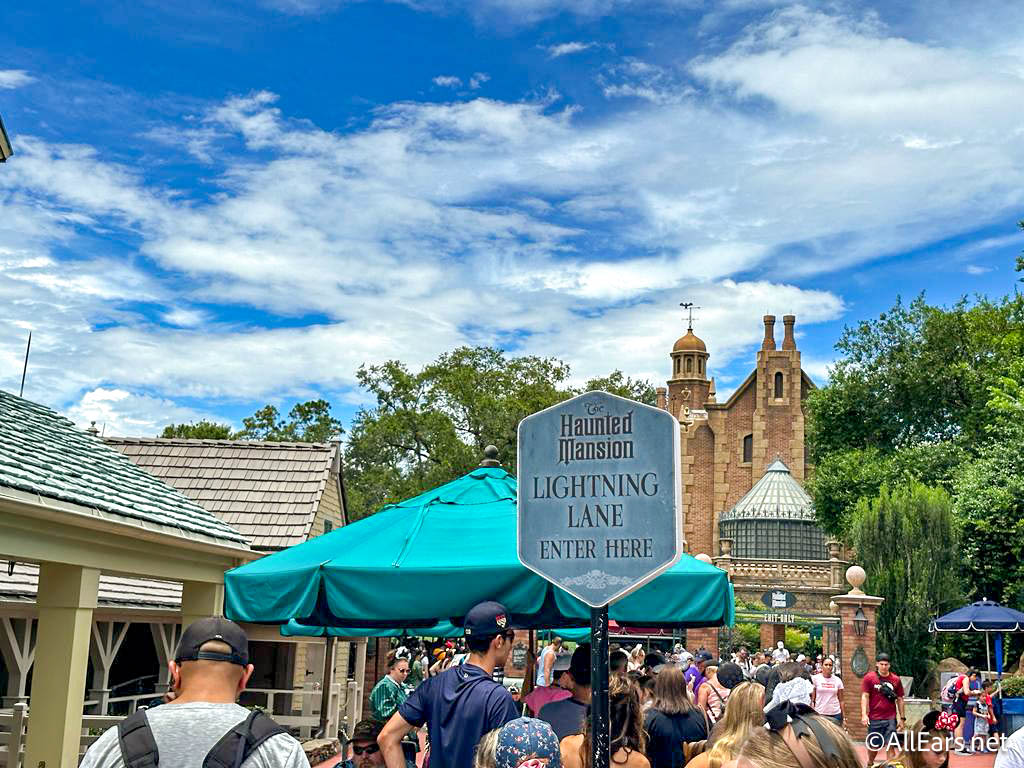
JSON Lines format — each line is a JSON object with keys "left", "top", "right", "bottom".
{"left": 931, "top": 599, "right": 1024, "bottom": 678}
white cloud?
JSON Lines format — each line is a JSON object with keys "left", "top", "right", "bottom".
{"left": 65, "top": 388, "right": 224, "bottom": 438}
{"left": 469, "top": 72, "right": 490, "bottom": 89}
{"left": 3, "top": 4, "right": 1023, "bottom": 425}
{"left": 162, "top": 307, "right": 210, "bottom": 327}
{"left": 0, "top": 70, "right": 34, "bottom": 89}
{"left": 432, "top": 75, "right": 463, "bottom": 88}
{"left": 800, "top": 358, "right": 835, "bottom": 386}
{"left": 547, "top": 41, "right": 596, "bottom": 58}
{"left": 965, "top": 265, "right": 992, "bottom": 275}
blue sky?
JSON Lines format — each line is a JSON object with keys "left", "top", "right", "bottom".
{"left": 1, "top": 0, "right": 1022, "bottom": 436}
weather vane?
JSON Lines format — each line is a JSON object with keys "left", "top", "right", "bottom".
{"left": 679, "top": 302, "right": 700, "bottom": 331}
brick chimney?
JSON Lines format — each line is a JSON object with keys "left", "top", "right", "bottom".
{"left": 782, "top": 315, "right": 797, "bottom": 350}
{"left": 761, "top": 315, "right": 776, "bottom": 350}
{"left": 655, "top": 387, "right": 667, "bottom": 410}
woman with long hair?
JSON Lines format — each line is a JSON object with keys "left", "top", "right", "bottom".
{"left": 686, "top": 681, "right": 765, "bottom": 768}
{"left": 643, "top": 664, "right": 709, "bottom": 768}
{"left": 561, "top": 681, "right": 649, "bottom": 768}
{"left": 734, "top": 702, "right": 861, "bottom": 768}
{"left": 695, "top": 665, "right": 730, "bottom": 724}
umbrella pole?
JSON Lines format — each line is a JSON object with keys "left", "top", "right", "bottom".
{"left": 986, "top": 633, "right": 991, "bottom": 678}
{"left": 591, "top": 606, "right": 610, "bottom": 768}
{"left": 319, "top": 635, "right": 335, "bottom": 737}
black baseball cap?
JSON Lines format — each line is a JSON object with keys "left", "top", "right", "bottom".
{"left": 463, "top": 600, "right": 511, "bottom": 636}
{"left": 876, "top": 652, "right": 891, "bottom": 662}
{"left": 175, "top": 617, "right": 249, "bottom": 666}
{"left": 695, "top": 650, "right": 714, "bottom": 664}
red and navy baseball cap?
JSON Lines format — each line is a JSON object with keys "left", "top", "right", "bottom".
{"left": 175, "top": 617, "right": 249, "bottom": 666}
{"left": 463, "top": 600, "right": 511, "bottom": 636}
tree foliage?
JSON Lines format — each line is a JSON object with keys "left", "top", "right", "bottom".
{"left": 160, "top": 400, "right": 342, "bottom": 443}
{"left": 161, "top": 420, "right": 233, "bottom": 439}
{"left": 806, "top": 291, "right": 1024, "bottom": 535}
{"left": 851, "top": 482, "right": 963, "bottom": 684}
{"left": 806, "top": 266, "right": 1024, "bottom": 668}
{"left": 583, "top": 371, "right": 657, "bottom": 406}
{"left": 342, "top": 345, "right": 656, "bottom": 520}
{"left": 235, "top": 399, "right": 342, "bottom": 443}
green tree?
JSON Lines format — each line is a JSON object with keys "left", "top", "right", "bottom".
{"left": 160, "top": 420, "right": 233, "bottom": 439}
{"left": 342, "top": 347, "right": 653, "bottom": 520}
{"left": 582, "top": 371, "right": 657, "bottom": 405}
{"left": 806, "top": 292, "right": 1024, "bottom": 534}
{"left": 344, "top": 346, "right": 572, "bottom": 519}
{"left": 236, "top": 399, "right": 342, "bottom": 443}
{"left": 850, "top": 482, "right": 963, "bottom": 684}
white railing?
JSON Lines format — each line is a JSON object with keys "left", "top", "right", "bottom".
{"left": 0, "top": 704, "right": 124, "bottom": 768}
{"left": 0, "top": 683, "right": 346, "bottom": 767}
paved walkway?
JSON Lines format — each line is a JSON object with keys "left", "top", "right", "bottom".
{"left": 855, "top": 745, "right": 996, "bottom": 767}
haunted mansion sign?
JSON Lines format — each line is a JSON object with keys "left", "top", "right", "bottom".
{"left": 517, "top": 391, "right": 682, "bottom": 607}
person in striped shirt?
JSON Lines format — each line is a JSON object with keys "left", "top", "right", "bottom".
{"left": 371, "top": 653, "right": 411, "bottom": 722}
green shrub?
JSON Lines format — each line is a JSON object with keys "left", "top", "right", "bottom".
{"left": 785, "top": 627, "right": 810, "bottom": 654}
{"left": 1000, "top": 675, "right": 1024, "bottom": 698}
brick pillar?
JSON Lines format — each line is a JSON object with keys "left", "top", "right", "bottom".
{"left": 759, "top": 623, "right": 785, "bottom": 651}
{"left": 833, "top": 579, "right": 884, "bottom": 741}
{"left": 687, "top": 628, "right": 719, "bottom": 656}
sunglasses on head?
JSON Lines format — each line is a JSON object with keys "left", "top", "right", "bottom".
{"left": 353, "top": 744, "right": 380, "bottom": 756}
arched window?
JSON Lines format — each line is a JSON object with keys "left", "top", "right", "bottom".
{"left": 742, "top": 434, "right": 753, "bottom": 463}
{"left": 686, "top": 357, "right": 693, "bottom": 373}
{"left": 698, "top": 358, "right": 704, "bottom": 375}
{"left": 675, "top": 357, "right": 680, "bottom": 374}
{"left": 774, "top": 371, "right": 784, "bottom": 399}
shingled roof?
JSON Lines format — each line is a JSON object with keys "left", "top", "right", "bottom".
{"left": 1, "top": 562, "right": 181, "bottom": 610}
{"left": 0, "top": 391, "right": 248, "bottom": 547}
{"left": 105, "top": 437, "right": 344, "bottom": 550}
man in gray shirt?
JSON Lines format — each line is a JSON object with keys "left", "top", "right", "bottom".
{"left": 81, "top": 617, "right": 309, "bottom": 768}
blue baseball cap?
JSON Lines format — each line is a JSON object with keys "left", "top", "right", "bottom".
{"left": 463, "top": 600, "right": 511, "bottom": 636}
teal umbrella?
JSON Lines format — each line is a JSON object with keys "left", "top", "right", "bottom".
{"left": 226, "top": 467, "right": 734, "bottom": 630}
{"left": 281, "top": 620, "right": 593, "bottom": 642}
{"left": 281, "top": 619, "right": 463, "bottom": 638}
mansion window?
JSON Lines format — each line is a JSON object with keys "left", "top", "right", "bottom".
{"left": 742, "top": 434, "right": 753, "bottom": 463}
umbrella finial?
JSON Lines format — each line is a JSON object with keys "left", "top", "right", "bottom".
{"left": 479, "top": 445, "right": 501, "bottom": 467}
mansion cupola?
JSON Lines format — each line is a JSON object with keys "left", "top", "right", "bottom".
{"left": 668, "top": 322, "right": 711, "bottom": 419}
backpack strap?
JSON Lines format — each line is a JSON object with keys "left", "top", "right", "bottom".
{"left": 117, "top": 709, "right": 160, "bottom": 768}
{"left": 204, "top": 710, "right": 288, "bottom": 768}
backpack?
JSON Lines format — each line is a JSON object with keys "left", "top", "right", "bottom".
{"left": 941, "top": 675, "right": 964, "bottom": 703}
{"left": 117, "top": 708, "right": 287, "bottom": 768}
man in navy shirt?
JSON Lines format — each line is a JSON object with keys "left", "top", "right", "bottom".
{"left": 379, "top": 601, "right": 519, "bottom": 768}
{"left": 537, "top": 644, "right": 591, "bottom": 740}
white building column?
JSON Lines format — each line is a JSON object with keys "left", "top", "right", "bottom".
{"left": 88, "top": 621, "right": 130, "bottom": 714}
{"left": 24, "top": 562, "right": 100, "bottom": 768}
{"left": 0, "top": 616, "right": 35, "bottom": 707}
{"left": 181, "top": 580, "right": 224, "bottom": 630}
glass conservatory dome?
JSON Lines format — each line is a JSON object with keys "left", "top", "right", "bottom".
{"left": 718, "top": 458, "right": 826, "bottom": 560}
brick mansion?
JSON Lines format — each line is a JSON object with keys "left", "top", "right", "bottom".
{"left": 656, "top": 314, "right": 848, "bottom": 650}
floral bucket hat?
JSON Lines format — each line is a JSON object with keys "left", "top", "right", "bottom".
{"left": 496, "top": 717, "right": 562, "bottom": 768}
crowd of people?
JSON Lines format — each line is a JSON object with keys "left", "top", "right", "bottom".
{"left": 362, "top": 601, "right": 1024, "bottom": 768}
{"left": 75, "top": 610, "right": 1024, "bottom": 768}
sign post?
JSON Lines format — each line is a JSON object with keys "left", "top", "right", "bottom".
{"left": 518, "top": 391, "right": 681, "bottom": 768}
